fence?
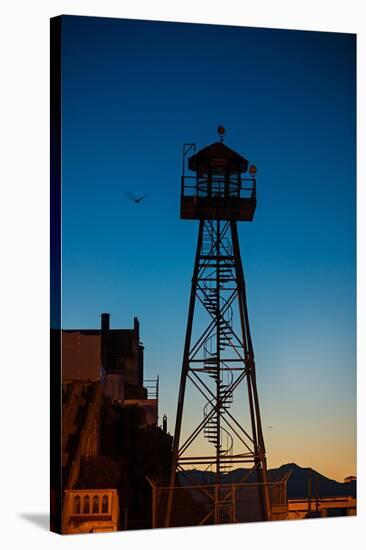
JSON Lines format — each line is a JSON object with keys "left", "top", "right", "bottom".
{"left": 146, "top": 477, "right": 288, "bottom": 528}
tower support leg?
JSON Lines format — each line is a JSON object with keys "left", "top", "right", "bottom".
{"left": 165, "top": 221, "right": 204, "bottom": 527}
{"left": 230, "top": 221, "right": 271, "bottom": 520}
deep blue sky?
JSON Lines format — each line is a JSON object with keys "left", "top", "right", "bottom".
{"left": 61, "top": 16, "right": 356, "bottom": 480}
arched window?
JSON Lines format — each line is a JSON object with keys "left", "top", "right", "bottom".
{"left": 102, "top": 495, "right": 108, "bottom": 513}
{"left": 92, "top": 495, "right": 99, "bottom": 513}
{"left": 83, "top": 495, "right": 90, "bottom": 514}
{"left": 73, "top": 495, "right": 81, "bottom": 514}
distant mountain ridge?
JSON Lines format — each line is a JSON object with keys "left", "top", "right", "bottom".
{"left": 178, "top": 463, "right": 356, "bottom": 499}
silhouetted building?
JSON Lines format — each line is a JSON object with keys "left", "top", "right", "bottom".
{"left": 60, "top": 314, "right": 159, "bottom": 533}
{"left": 287, "top": 496, "right": 356, "bottom": 519}
{"left": 63, "top": 315, "right": 144, "bottom": 388}
{"left": 62, "top": 314, "right": 157, "bottom": 412}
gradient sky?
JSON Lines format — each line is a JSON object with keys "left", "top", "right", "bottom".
{"left": 60, "top": 16, "right": 356, "bottom": 481}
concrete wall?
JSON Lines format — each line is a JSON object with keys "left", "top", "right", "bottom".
{"left": 62, "top": 332, "right": 101, "bottom": 381}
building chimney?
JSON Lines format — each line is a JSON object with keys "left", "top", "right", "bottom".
{"left": 101, "top": 313, "right": 110, "bottom": 332}
{"left": 134, "top": 316, "right": 139, "bottom": 337}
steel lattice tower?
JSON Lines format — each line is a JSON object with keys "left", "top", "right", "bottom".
{"left": 165, "top": 128, "right": 271, "bottom": 526}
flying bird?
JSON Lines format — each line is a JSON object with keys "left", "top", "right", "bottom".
{"left": 126, "top": 192, "right": 147, "bottom": 204}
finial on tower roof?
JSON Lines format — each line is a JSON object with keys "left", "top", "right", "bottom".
{"left": 217, "top": 125, "right": 226, "bottom": 143}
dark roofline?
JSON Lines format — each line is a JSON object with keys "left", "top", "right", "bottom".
{"left": 188, "top": 141, "right": 249, "bottom": 173}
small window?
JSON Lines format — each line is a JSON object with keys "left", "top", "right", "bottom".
{"left": 73, "top": 495, "right": 81, "bottom": 514}
{"left": 102, "top": 495, "right": 108, "bottom": 513}
{"left": 83, "top": 495, "right": 90, "bottom": 514}
{"left": 92, "top": 495, "right": 99, "bottom": 513}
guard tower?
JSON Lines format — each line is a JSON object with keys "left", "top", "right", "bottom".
{"left": 180, "top": 130, "right": 256, "bottom": 221}
{"left": 165, "top": 127, "right": 271, "bottom": 527}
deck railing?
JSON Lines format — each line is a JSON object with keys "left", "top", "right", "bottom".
{"left": 181, "top": 175, "right": 256, "bottom": 200}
